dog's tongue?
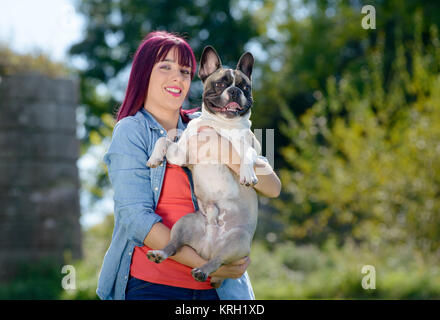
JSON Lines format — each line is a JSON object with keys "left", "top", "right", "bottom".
{"left": 225, "top": 102, "right": 242, "bottom": 110}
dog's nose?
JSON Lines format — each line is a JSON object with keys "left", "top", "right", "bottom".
{"left": 228, "top": 87, "right": 241, "bottom": 100}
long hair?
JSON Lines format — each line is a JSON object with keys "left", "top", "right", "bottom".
{"left": 116, "top": 31, "right": 197, "bottom": 121}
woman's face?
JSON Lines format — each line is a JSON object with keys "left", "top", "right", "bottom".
{"left": 145, "top": 46, "right": 192, "bottom": 112}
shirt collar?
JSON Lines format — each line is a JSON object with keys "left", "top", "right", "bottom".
{"left": 139, "top": 107, "right": 187, "bottom": 132}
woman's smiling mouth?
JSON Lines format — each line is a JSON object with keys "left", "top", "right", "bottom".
{"left": 165, "top": 86, "right": 182, "bottom": 97}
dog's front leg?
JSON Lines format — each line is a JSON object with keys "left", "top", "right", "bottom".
{"left": 165, "top": 131, "right": 191, "bottom": 166}
{"left": 146, "top": 136, "right": 172, "bottom": 168}
{"left": 239, "top": 144, "right": 258, "bottom": 186}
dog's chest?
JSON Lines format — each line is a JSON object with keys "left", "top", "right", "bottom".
{"left": 191, "top": 164, "right": 240, "bottom": 201}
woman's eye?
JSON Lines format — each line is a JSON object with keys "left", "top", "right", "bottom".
{"left": 181, "top": 69, "right": 190, "bottom": 75}
{"left": 160, "top": 65, "right": 171, "bottom": 70}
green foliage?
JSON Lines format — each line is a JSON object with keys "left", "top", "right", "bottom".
{"left": 0, "top": 215, "right": 113, "bottom": 300}
{"left": 0, "top": 259, "right": 63, "bottom": 299}
{"left": 60, "top": 214, "right": 114, "bottom": 300}
{"left": 248, "top": 240, "right": 440, "bottom": 299}
{"left": 275, "top": 15, "right": 440, "bottom": 250}
{"left": 251, "top": 1, "right": 440, "bottom": 169}
{"left": 0, "top": 45, "right": 70, "bottom": 77}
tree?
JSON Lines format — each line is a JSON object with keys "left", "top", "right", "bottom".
{"left": 250, "top": 0, "right": 440, "bottom": 170}
{"left": 275, "top": 13, "right": 440, "bottom": 250}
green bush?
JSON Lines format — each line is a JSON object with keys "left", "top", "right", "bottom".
{"left": 0, "top": 259, "right": 63, "bottom": 300}
{"left": 60, "top": 214, "right": 113, "bottom": 300}
{"left": 248, "top": 240, "right": 440, "bottom": 299}
{"left": 275, "top": 16, "right": 440, "bottom": 251}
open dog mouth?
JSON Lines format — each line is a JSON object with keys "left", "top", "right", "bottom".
{"left": 210, "top": 102, "right": 243, "bottom": 112}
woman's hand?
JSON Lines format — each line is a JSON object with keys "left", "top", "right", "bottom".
{"left": 210, "top": 256, "right": 251, "bottom": 279}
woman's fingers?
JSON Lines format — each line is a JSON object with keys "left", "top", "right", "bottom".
{"left": 227, "top": 256, "right": 251, "bottom": 278}
{"left": 210, "top": 256, "right": 251, "bottom": 279}
{"left": 230, "top": 256, "right": 250, "bottom": 266}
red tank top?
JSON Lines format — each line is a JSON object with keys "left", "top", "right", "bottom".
{"left": 129, "top": 163, "right": 212, "bottom": 289}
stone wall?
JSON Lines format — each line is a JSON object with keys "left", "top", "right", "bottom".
{"left": 0, "top": 72, "right": 82, "bottom": 280}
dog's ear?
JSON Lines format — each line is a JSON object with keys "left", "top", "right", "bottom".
{"left": 236, "top": 52, "right": 254, "bottom": 80}
{"left": 198, "top": 46, "right": 222, "bottom": 82}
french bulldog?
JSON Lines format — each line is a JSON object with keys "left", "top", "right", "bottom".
{"left": 145, "top": 46, "right": 261, "bottom": 288}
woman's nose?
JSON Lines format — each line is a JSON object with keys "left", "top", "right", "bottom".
{"left": 171, "top": 69, "right": 185, "bottom": 81}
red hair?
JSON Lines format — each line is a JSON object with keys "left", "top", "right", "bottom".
{"left": 116, "top": 31, "right": 197, "bottom": 121}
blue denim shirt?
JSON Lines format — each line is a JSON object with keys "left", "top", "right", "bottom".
{"left": 96, "top": 108, "right": 255, "bottom": 300}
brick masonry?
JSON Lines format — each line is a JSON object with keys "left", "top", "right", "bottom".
{"left": 0, "top": 72, "right": 82, "bottom": 280}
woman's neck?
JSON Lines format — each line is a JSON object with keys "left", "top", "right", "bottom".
{"left": 143, "top": 104, "right": 179, "bottom": 133}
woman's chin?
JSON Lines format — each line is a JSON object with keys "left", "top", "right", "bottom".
{"left": 165, "top": 103, "right": 185, "bottom": 112}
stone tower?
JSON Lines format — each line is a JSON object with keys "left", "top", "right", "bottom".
{"left": 0, "top": 72, "right": 82, "bottom": 280}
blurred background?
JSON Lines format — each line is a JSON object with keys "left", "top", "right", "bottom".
{"left": 0, "top": 0, "right": 439, "bottom": 299}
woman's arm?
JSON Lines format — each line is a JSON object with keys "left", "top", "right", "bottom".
{"left": 228, "top": 156, "right": 281, "bottom": 198}
{"left": 144, "top": 222, "right": 205, "bottom": 268}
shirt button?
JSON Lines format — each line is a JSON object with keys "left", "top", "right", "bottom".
{"left": 125, "top": 276, "right": 128, "bottom": 280}
{"left": 159, "top": 163, "right": 163, "bottom": 166}
{"left": 154, "top": 187, "right": 158, "bottom": 191}
{"left": 129, "top": 252, "right": 132, "bottom": 256}
{"left": 160, "top": 130, "right": 164, "bottom": 134}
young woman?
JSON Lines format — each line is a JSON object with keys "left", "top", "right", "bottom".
{"left": 96, "top": 31, "right": 281, "bottom": 300}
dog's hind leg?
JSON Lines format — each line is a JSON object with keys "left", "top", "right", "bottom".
{"left": 146, "top": 212, "right": 204, "bottom": 263}
{"left": 191, "top": 256, "right": 223, "bottom": 282}
{"left": 191, "top": 228, "right": 251, "bottom": 282}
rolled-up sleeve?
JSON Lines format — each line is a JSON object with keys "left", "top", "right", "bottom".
{"left": 104, "top": 118, "right": 162, "bottom": 246}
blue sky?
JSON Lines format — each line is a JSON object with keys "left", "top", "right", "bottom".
{"left": 0, "top": 0, "right": 84, "bottom": 62}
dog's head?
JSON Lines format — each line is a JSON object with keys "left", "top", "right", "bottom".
{"left": 198, "top": 46, "right": 254, "bottom": 119}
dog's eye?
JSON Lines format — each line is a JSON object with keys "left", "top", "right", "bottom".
{"left": 243, "top": 85, "right": 250, "bottom": 91}
{"left": 215, "top": 82, "right": 226, "bottom": 88}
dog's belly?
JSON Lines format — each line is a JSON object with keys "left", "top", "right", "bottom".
{"left": 189, "top": 164, "right": 258, "bottom": 261}
{"left": 196, "top": 203, "right": 257, "bottom": 261}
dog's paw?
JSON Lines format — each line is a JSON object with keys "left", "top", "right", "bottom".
{"left": 146, "top": 157, "right": 163, "bottom": 168}
{"left": 239, "top": 164, "right": 258, "bottom": 187}
{"left": 191, "top": 268, "right": 208, "bottom": 282}
{"left": 146, "top": 137, "right": 169, "bottom": 168}
{"left": 146, "top": 250, "right": 168, "bottom": 263}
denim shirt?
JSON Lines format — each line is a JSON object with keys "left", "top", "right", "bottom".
{"left": 96, "top": 108, "right": 255, "bottom": 300}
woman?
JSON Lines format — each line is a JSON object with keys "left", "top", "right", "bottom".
{"left": 96, "top": 31, "right": 281, "bottom": 300}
